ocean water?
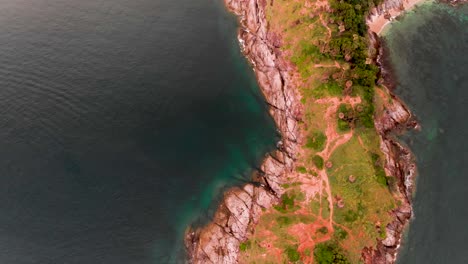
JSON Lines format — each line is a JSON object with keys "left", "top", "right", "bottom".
{"left": 0, "top": 0, "right": 277, "bottom": 263}
{"left": 383, "top": 3, "right": 468, "bottom": 263}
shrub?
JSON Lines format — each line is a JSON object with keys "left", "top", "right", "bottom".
{"left": 376, "top": 172, "right": 388, "bottom": 186}
{"left": 285, "top": 245, "right": 301, "bottom": 262}
{"left": 314, "top": 242, "right": 350, "bottom": 264}
{"left": 296, "top": 166, "right": 307, "bottom": 174}
{"left": 343, "top": 209, "right": 358, "bottom": 223}
{"left": 317, "top": 227, "right": 329, "bottom": 234}
{"left": 338, "top": 119, "right": 351, "bottom": 131}
{"left": 337, "top": 104, "right": 354, "bottom": 131}
{"left": 239, "top": 240, "right": 251, "bottom": 251}
{"left": 371, "top": 152, "right": 389, "bottom": 186}
{"left": 273, "top": 192, "right": 298, "bottom": 213}
{"left": 312, "top": 155, "right": 324, "bottom": 170}
{"left": 355, "top": 103, "right": 375, "bottom": 128}
{"left": 333, "top": 226, "right": 348, "bottom": 240}
{"left": 306, "top": 132, "right": 327, "bottom": 151}
{"left": 310, "top": 81, "right": 343, "bottom": 99}
{"left": 277, "top": 216, "right": 293, "bottom": 227}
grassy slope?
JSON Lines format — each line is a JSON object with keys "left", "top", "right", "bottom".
{"left": 239, "top": 0, "right": 399, "bottom": 263}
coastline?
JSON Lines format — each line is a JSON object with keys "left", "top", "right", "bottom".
{"left": 185, "top": 0, "right": 419, "bottom": 263}
{"left": 185, "top": 0, "right": 302, "bottom": 262}
{"left": 367, "top": 0, "right": 431, "bottom": 35}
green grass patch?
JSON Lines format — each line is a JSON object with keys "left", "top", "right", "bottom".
{"left": 306, "top": 131, "right": 327, "bottom": 151}
{"left": 326, "top": 134, "right": 398, "bottom": 261}
{"left": 291, "top": 41, "right": 326, "bottom": 73}
{"left": 308, "top": 81, "right": 343, "bottom": 99}
{"left": 273, "top": 191, "right": 304, "bottom": 213}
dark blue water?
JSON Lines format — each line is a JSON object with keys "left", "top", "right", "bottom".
{"left": 384, "top": 3, "right": 468, "bottom": 263}
{"left": 0, "top": 0, "right": 277, "bottom": 263}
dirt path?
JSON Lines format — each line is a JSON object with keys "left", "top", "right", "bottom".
{"left": 314, "top": 97, "right": 358, "bottom": 228}
{"left": 287, "top": 95, "right": 361, "bottom": 259}
{"left": 314, "top": 61, "right": 342, "bottom": 69}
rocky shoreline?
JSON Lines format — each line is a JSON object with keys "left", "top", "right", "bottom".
{"left": 185, "top": 0, "right": 302, "bottom": 262}
{"left": 185, "top": 0, "right": 418, "bottom": 263}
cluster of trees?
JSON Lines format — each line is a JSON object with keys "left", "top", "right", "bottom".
{"left": 325, "top": 0, "right": 384, "bottom": 126}
{"left": 337, "top": 102, "right": 375, "bottom": 130}
{"left": 314, "top": 242, "right": 351, "bottom": 264}
{"left": 330, "top": 0, "right": 383, "bottom": 35}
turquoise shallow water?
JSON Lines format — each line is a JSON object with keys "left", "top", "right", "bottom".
{"left": 383, "top": 3, "right": 468, "bottom": 263}
{"left": 0, "top": 0, "right": 277, "bottom": 263}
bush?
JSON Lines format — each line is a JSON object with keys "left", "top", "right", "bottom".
{"left": 317, "top": 227, "right": 329, "bottom": 234}
{"left": 333, "top": 226, "right": 348, "bottom": 240}
{"left": 312, "top": 155, "right": 324, "bottom": 170}
{"left": 310, "top": 81, "right": 343, "bottom": 99}
{"left": 371, "top": 152, "right": 389, "bottom": 186}
{"left": 343, "top": 209, "right": 358, "bottom": 223}
{"left": 277, "top": 216, "right": 293, "bottom": 227}
{"left": 296, "top": 166, "right": 307, "bottom": 174}
{"left": 376, "top": 171, "right": 388, "bottom": 186}
{"left": 355, "top": 103, "right": 375, "bottom": 128}
{"left": 273, "top": 193, "right": 298, "bottom": 213}
{"left": 306, "top": 132, "right": 327, "bottom": 151}
{"left": 338, "top": 119, "right": 351, "bottom": 131}
{"left": 285, "top": 245, "right": 301, "bottom": 262}
{"left": 337, "top": 103, "right": 354, "bottom": 131}
{"left": 239, "top": 240, "right": 251, "bottom": 251}
{"left": 314, "top": 242, "right": 350, "bottom": 264}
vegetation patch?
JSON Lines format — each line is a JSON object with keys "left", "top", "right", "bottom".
{"left": 312, "top": 155, "right": 325, "bottom": 170}
{"left": 333, "top": 225, "right": 349, "bottom": 240}
{"left": 296, "top": 166, "right": 308, "bottom": 174}
{"left": 306, "top": 131, "right": 327, "bottom": 151}
{"left": 314, "top": 242, "right": 350, "bottom": 264}
{"left": 327, "top": 135, "right": 397, "bottom": 262}
{"left": 273, "top": 191, "right": 304, "bottom": 213}
{"left": 285, "top": 245, "right": 301, "bottom": 262}
{"left": 309, "top": 81, "right": 343, "bottom": 99}
{"left": 317, "top": 226, "right": 329, "bottom": 234}
{"left": 337, "top": 103, "right": 354, "bottom": 131}
{"left": 239, "top": 240, "right": 251, "bottom": 251}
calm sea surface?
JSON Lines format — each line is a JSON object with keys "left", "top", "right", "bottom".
{"left": 0, "top": 0, "right": 277, "bottom": 263}
{"left": 384, "top": 3, "right": 468, "bottom": 263}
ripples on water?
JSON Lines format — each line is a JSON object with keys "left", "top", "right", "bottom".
{"left": 384, "top": 3, "right": 468, "bottom": 263}
{"left": 0, "top": 0, "right": 276, "bottom": 263}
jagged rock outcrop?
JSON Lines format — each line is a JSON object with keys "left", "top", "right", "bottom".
{"left": 370, "top": 0, "right": 405, "bottom": 16}
{"left": 185, "top": 0, "right": 302, "bottom": 263}
{"left": 442, "top": 0, "right": 467, "bottom": 5}
{"left": 364, "top": 93, "right": 417, "bottom": 264}
{"left": 185, "top": 184, "right": 277, "bottom": 263}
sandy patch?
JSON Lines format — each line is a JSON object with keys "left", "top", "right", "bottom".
{"left": 368, "top": 0, "right": 430, "bottom": 35}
